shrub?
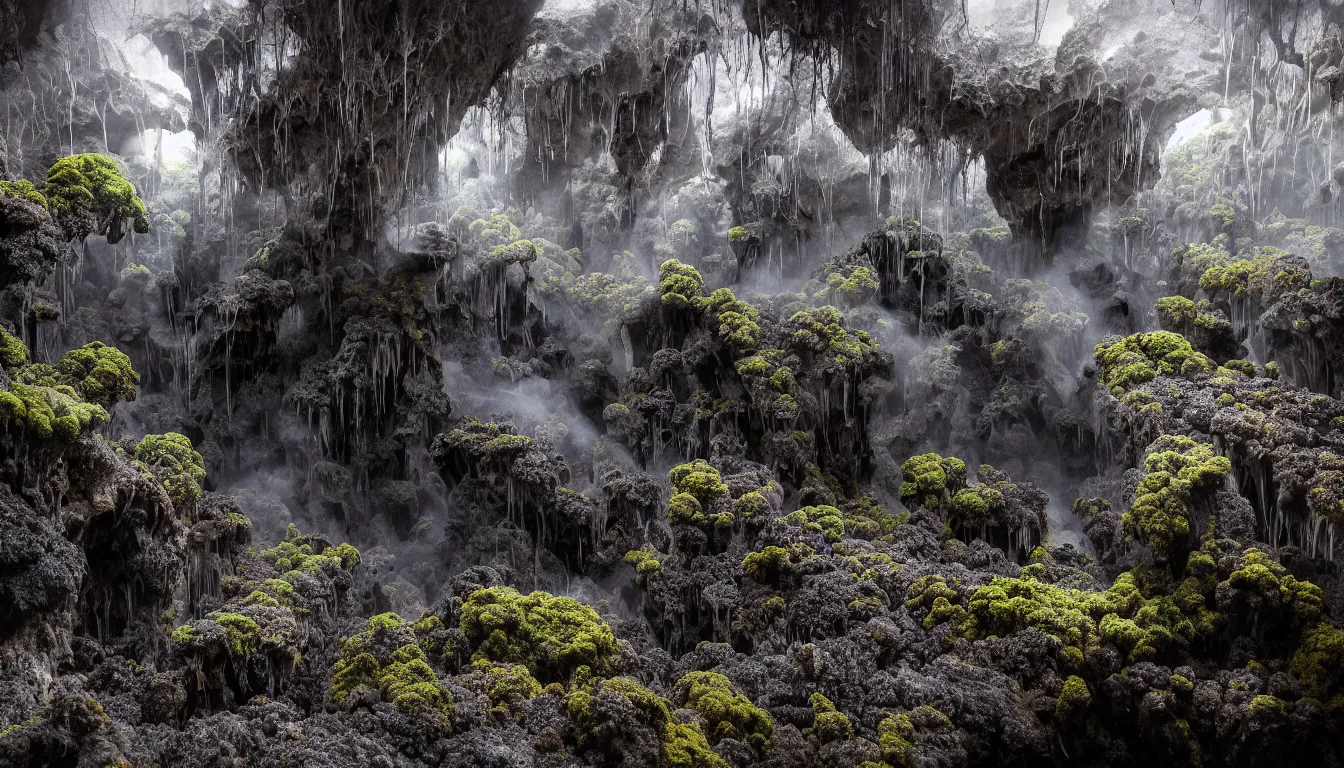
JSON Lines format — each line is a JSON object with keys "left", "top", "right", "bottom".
{"left": 0, "top": 326, "right": 28, "bottom": 368}
{"left": 1094, "top": 332, "right": 1215, "bottom": 395}
{"left": 135, "top": 433, "right": 206, "bottom": 507}
{"left": 807, "top": 693, "right": 852, "bottom": 744}
{"left": 673, "top": 671, "right": 773, "bottom": 749}
{"left": 1124, "top": 436, "right": 1230, "bottom": 560}
{"left": 44, "top": 153, "right": 149, "bottom": 243}
{"left": 1055, "top": 675, "right": 1091, "bottom": 718}
{"left": 1290, "top": 621, "right": 1344, "bottom": 702}
{"left": 57, "top": 342, "right": 138, "bottom": 408}
{"left": 658, "top": 258, "right": 705, "bottom": 309}
{"left": 330, "top": 613, "right": 453, "bottom": 719}
{"left": 899, "top": 453, "right": 968, "bottom": 512}
{"left": 459, "top": 587, "right": 618, "bottom": 683}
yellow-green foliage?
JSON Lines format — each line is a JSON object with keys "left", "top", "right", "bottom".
{"left": 904, "top": 575, "right": 975, "bottom": 634}
{"left": 807, "top": 693, "right": 852, "bottom": 744}
{"left": 435, "top": 418, "right": 534, "bottom": 468}
{"left": 1209, "top": 198, "right": 1237, "bottom": 229}
{"left": 155, "top": 209, "right": 190, "bottom": 238}
{"left": 473, "top": 660, "right": 542, "bottom": 716}
{"left": 119, "top": 264, "right": 152, "bottom": 290}
{"left": 1172, "top": 241, "right": 1233, "bottom": 288}
{"left": 1056, "top": 675, "right": 1091, "bottom": 718}
{"left": 789, "top": 306, "right": 879, "bottom": 368}
{"left": 1094, "top": 331, "right": 1215, "bottom": 395}
{"left": 1199, "top": 246, "right": 1310, "bottom": 302}
{"left": 469, "top": 213, "right": 522, "bottom": 245}
{"left": 659, "top": 259, "right": 705, "bottom": 309}
{"left": 567, "top": 677, "right": 729, "bottom": 768}
{"left": 1124, "top": 437, "right": 1230, "bottom": 559}
{"left": 1155, "top": 295, "right": 1197, "bottom": 328}
{"left": 1289, "top": 621, "right": 1344, "bottom": 705}
{"left": 1306, "top": 452, "right": 1344, "bottom": 525}
{"left": 947, "top": 466, "right": 1028, "bottom": 532}
{"left": 1247, "top": 694, "right": 1287, "bottom": 720}
{"left": 135, "top": 433, "right": 206, "bottom": 507}
{"left": 783, "top": 505, "right": 846, "bottom": 542}
{"left": 487, "top": 239, "right": 539, "bottom": 265}
{"left": 826, "top": 265, "right": 879, "bottom": 305}
{"left": 741, "top": 543, "right": 813, "bottom": 585}
{"left": 1155, "top": 296, "right": 1231, "bottom": 342}
{"left": 1004, "top": 279, "right": 1088, "bottom": 341}
{"left": 699, "top": 287, "right": 762, "bottom": 353}
{"left": 734, "top": 349, "right": 794, "bottom": 392}
{"left": 899, "top": 453, "right": 968, "bottom": 512}
{"left": 877, "top": 705, "right": 954, "bottom": 768}
{"left": 930, "top": 550, "right": 1226, "bottom": 665}
{"left": 44, "top": 153, "right": 150, "bottom": 242}
{"left": 0, "top": 716, "right": 43, "bottom": 740}
{"left": 259, "top": 528, "right": 361, "bottom": 578}
{"left": 553, "top": 271, "right": 652, "bottom": 317}
{"left": 735, "top": 490, "right": 771, "bottom": 520}
{"left": 624, "top": 548, "right": 662, "bottom": 580}
{"left": 330, "top": 613, "right": 453, "bottom": 719}
{"left": 0, "top": 178, "right": 49, "bottom": 208}
{"left": 459, "top": 587, "right": 618, "bottom": 683}
{"left": 661, "top": 719, "right": 731, "bottom": 768}
{"left": 668, "top": 460, "right": 731, "bottom": 527}
{"left": 728, "top": 225, "right": 753, "bottom": 243}
{"left": 0, "top": 380, "right": 107, "bottom": 441}
{"left": 1225, "top": 549, "right": 1323, "bottom": 627}
{"left": 1, "top": 340, "right": 134, "bottom": 440}
{"left": 212, "top": 612, "right": 261, "bottom": 656}
{"left": 673, "top": 672, "right": 773, "bottom": 749}
{"left": 0, "top": 326, "right": 28, "bottom": 369}
{"left": 55, "top": 341, "right": 139, "bottom": 408}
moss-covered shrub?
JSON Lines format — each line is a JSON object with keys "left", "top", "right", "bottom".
{"left": 567, "top": 676, "right": 728, "bottom": 767}
{"left": 807, "top": 692, "right": 852, "bottom": 744}
{"left": 1124, "top": 436, "right": 1230, "bottom": 560}
{"left": 877, "top": 705, "right": 955, "bottom": 767}
{"left": 459, "top": 587, "right": 618, "bottom": 683}
{"left": 672, "top": 672, "right": 773, "bottom": 749}
{"left": 0, "top": 326, "right": 28, "bottom": 369}
{"left": 135, "top": 433, "right": 206, "bottom": 507}
{"left": 1094, "top": 332, "right": 1215, "bottom": 395}
{"left": 43, "top": 153, "right": 150, "bottom": 243}
{"left": 330, "top": 613, "right": 453, "bottom": 720}
{"left": 899, "top": 453, "right": 968, "bottom": 512}
{"left": 1290, "top": 621, "right": 1344, "bottom": 706}
{"left": 1055, "top": 675, "right": 1091, "bottom": 718}
{"left": 668, "top": 460, "right": 732, "bottom": 528}
{"left": 741, "top": 543, "right": 814, "bottom": 586}
{"left": 659, "top": 259, "right": 705, "bottom": 309}
{"left": 1, "top": 380, "right": 107, "bottom": 441}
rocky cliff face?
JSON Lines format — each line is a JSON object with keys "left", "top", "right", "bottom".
{"left": 3, "top": 1, "right": 1344, "bottom": 766}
